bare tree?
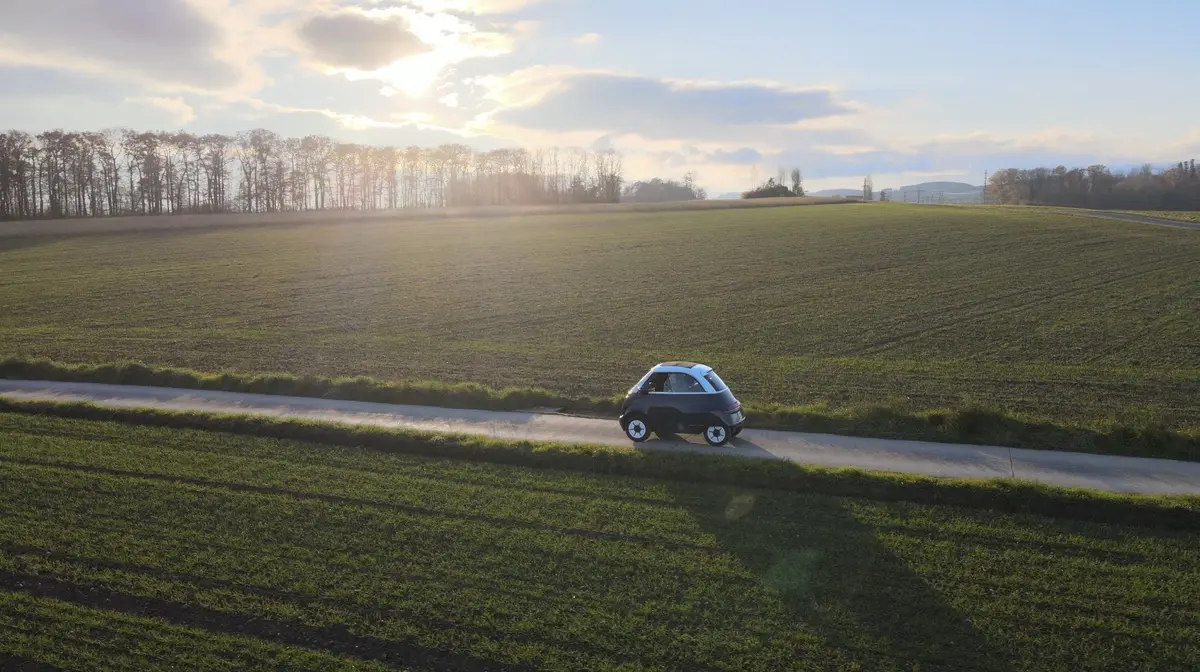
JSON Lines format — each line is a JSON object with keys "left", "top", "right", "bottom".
{"left": 0, "top": 125, "right": 627, "bottom": 221}
{"left": 791, "top": 168, "right": 804, "bottom": 196}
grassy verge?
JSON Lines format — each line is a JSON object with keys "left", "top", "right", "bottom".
{"left": 3, "top": 356, "right": 1199, "bottom": 462}
{"left": 1113, "top": 209, "right": 1200, "bottom": 223}
{"left": 0, "top": 356, "right": 618, "bottom": 414}
{"left": 1, "top": 410, "right": 1197, "bottom": 671}
{"left": 1, "top": 397, "right": 1196, "bottom": 531}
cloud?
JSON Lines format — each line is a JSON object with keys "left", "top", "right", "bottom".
{"left": 128, "top": 96, "right": 197, "bottom": 125}
{"left": 590, "top": 135, "right": 615, "bottom": 152}
{"left": 298, "top": 10, "right": 430, "bottom": 71}
{"left": 0, "top": 0, "right": 242, "bottom": 90}
{"left": 1178, "top": 131, "right": 1200, "bottom": 156}
{"left": 910, "top": 130, "right": 1108, "bottom": 157}
{"left": 573, "top": 33, "right": 601, "bottom": 45}
{"left": 751, "top": 129, "right": 1170, "bottom": 184}
{"left": 483, "top": 67, "right": 855, "bottom": 140}
{"left": 298, "top": 6, "right": 521, "bottom": 98}
{"left": 707, "top": 148, "right": 763, "bottom": 164}
{"left": 199, "top": 95, "right": 507, "bottom": 152}
{"left": 399, "top": 0, "right": 549, "bottom": 14}
{"left": 226, "top": 91, "right": 484, "bottom": 138}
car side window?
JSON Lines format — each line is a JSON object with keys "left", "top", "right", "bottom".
{"left": 644, "top": 372, "right": 669, "bottom": 392}
{"left": 664, "top": 373, "right": 705, "bottom": 393}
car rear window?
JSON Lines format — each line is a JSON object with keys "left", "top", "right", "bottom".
{"left": 703, "top": 372, "right": 727, "bottom": 391}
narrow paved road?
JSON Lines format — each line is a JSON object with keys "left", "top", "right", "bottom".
{"left": 1060, "top": 209, "right": 1200, "bottom": 230}
{"left": 2, "top": 379, "right": 1198, "bottom": 495}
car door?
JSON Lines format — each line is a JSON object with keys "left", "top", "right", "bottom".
{"left": 673, "top": 372, "right": 714, "bottom": 431}
{"left": 639, "top": 372, "right": 671, "bottom": 431}
{"left": 648, "top": 373, "right": 698, "bottom": 433}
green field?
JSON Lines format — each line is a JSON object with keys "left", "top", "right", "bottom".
{"left": 1, "top": 411, "right": 1197, "bottom": 671}
{"left": 2, "top": 203, "right": 1199, "bottom": 437}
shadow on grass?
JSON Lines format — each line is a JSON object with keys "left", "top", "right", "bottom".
{"left": 667, "top": 481, "right": 1014, "bottom": 671}
{"left": 0, "top": 652, "right": 67, "bottom": 672}
{"left": 0, "top": 568, "right": 534, "bottom": 672}
{"left": 3, "top": 399, "right": 1198, "bottom": 533}
{"left": 0, "top": 235, "right": 74, "bottom": 255}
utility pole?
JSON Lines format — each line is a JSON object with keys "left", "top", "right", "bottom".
{"left": 983, "top": 170, "right": 988, "bottom": 204}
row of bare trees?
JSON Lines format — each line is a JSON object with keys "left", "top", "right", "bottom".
{"left": 987, "top": 160, "right": 1200, "bottom": 210}
{"left": 0, "top": 128, "right": 625, "bottom": 221}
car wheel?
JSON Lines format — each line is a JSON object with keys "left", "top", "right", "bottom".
{"left": 624, "top": 415, "right": 650, "bottom": 442}
{"left": 704, "top": 424, "right": 730, "bottom": 446}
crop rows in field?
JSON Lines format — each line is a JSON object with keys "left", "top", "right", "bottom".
{"left": 1, "top": 412, "right": 1198, "bottom": 671}
{"left": 1, "top": 203, "right": 1199, "bottom": 431}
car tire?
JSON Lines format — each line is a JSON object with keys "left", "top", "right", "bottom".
{"left": 624, "top": 415, "right": 651, "bottom": 442}
{"left": 704, "top": 423, "right": 730, "bottom": 447}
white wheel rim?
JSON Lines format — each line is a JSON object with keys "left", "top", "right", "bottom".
{"left": 708, "top": 426, "right": 727, "bottom": 443}
{"left": 627, "top": 420, "right": 647, "bottom": 439}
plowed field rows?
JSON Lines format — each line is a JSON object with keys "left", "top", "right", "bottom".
{"left": 2, "top": 203, "right": 1198, "bottom": 428}
{"left": 2, "top": 413, "right": 1197, "bottom": 670}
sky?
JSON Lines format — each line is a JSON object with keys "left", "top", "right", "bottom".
{"left": 2, "top": 0, "right": 1199, "bottom": 194}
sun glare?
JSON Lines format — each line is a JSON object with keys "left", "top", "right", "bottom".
{"left": 333, "top": 6, "right": 511, "bottom": 98}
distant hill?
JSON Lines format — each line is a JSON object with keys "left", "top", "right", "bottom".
{"left": 817, "top": 182, "right": 982, "bottom": 200}
{"left": 724, "top": 182, "right": 983, "bottom": 201}
{"left": 714, "top": 192, "right": 742, "bottom": 200}
{"left": 879, "top": 181, "right": 983, "bottom": 203}
{"left": 893, "top": 181, "right": 982, "bottom": 194}
{"left": 810, "top": 188, "right": 863, "bottom": 197}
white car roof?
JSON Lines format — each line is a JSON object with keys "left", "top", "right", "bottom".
{"left": 649, "top": 361, "right": 714, "bottom": 375}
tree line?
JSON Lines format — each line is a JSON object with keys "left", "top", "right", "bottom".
{"left": 743, "top": 167, "right": 804, "bottom": 199}
{"left": 988, "top": 160, "right": 1200, "bottom": 210}
{"left": 0, "top": 128, "right": 626, "bottom": 221}
{"left": 620, "top": 172, "right": 707, "bottom": 202}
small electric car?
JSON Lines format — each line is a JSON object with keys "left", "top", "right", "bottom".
{"left": 619, "top": 362, "right": 745, "bottom": 446}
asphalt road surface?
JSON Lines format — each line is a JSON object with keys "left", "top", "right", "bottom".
{"left": 1061, "top": 209, "right": 1200, "bottom": 230}
{"left": 2, "top": 379, "right": 1198, "bottom": 495}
